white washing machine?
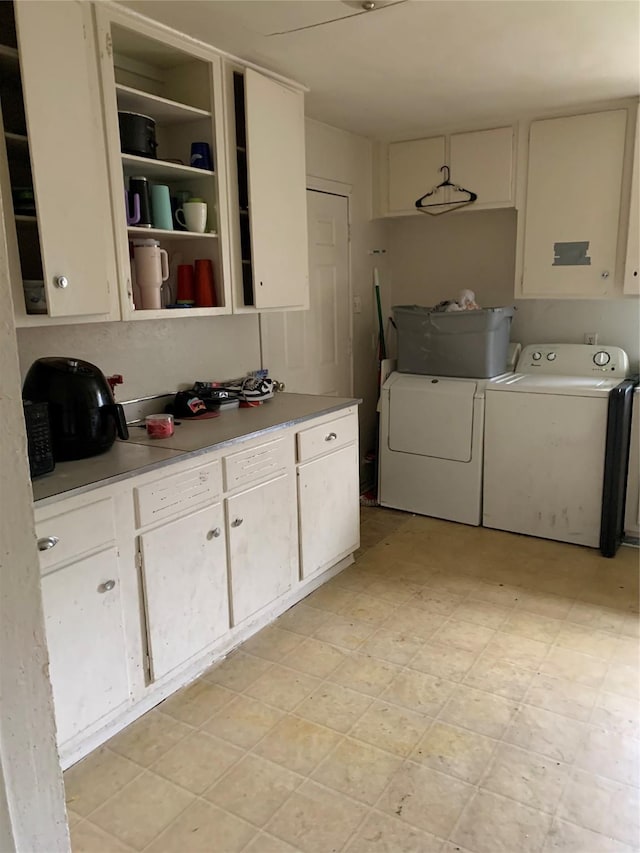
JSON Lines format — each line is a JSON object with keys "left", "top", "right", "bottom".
{"left": 379, "top": 371, "right": 506, "bottom": 526}
{"left": 483, "top": 343, "right": 630, "bottom": 548}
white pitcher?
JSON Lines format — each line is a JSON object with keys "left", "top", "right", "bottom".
{"left": 133, "top": 240, "right": 169, "bottom": 310}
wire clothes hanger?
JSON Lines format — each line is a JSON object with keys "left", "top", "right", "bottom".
{"left": 415, "top": 165, "right": 478, "bottom": 215}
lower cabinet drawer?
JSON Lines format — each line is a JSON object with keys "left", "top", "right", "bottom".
{"left": 297, "top": 412, "right": 358, "bottom": 462}
{"left": 134, "top": 460, "right": 222, "bottom": 528}
{"left": 223, "top": 437, "right": 289, "bottom": 491}
{"left": 36, "top": 497, "right": 116, "bottom": 573}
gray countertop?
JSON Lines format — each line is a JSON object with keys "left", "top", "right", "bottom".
{"left": 32, "top": 393, "right": 359, "bottom": 507}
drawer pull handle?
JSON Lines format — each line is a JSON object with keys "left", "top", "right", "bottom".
{"left": 207, "top": 527, "right": 221, "bottom": 540}
{"left": 98, "top": 580, "right": 116, "bottom": 593}
{"left": 37, "top": 536, "right": 59, "bottom": 552}
{"left": 231, "top": 518, "right": 244, "bottom": 528}
{"left": 325, "top": 432, "right": 338, "bottom": 441}
{"left": 54, "top": 275, "right": 69, "bottom": 289}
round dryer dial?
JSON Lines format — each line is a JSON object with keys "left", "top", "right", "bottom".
{"left": 532, "top": 352, "right": 542, "bottom": 361}
{"left": 593, "top": 351, "right": 611, "bottom": 366}
{"left": 546, "top": 352, "right": 556, "bottom": 361}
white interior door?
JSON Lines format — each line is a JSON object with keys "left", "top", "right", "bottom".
{"left": 260, "top": 190, "right": 351, "bottom": 396}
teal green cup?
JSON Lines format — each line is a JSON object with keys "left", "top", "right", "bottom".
{"left": 151, "top": 184, "right": 173, "bottom": 231}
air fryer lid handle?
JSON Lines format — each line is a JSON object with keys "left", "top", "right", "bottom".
{"left": 105, "top": 403, "right": 129, "bottom": 441}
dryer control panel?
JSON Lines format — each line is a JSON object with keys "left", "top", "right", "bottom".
{"left": 517, "top": 344, "right": 629, "bottom": 377}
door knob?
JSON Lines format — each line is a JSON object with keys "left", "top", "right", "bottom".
{"left": 54, "top": 275, "right": 69, "bottom": 289}
{"left": 207, "top": 527, "right": 221, "bottom": 540}
{"left": 98, "top": 580, "right": 116, "bottom": 593}
{"left": 231, "top": 518, "right": 244, "bottom": 528}
{"left": 37, "top": 536, "right": 59, "bottom": 551}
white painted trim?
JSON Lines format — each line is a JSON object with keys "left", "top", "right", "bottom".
{"left": 306, "top": 175, "right": 353, "bottom": 198}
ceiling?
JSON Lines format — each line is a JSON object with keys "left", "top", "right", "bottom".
{"left": 121, "top": 0, "right": 640, "bottom": 140}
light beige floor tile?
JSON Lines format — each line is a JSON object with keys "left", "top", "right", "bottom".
{"left": 566, "top": 600, "right": 626, "bottom": 634}
{"left": 540, "top": 646, "right": 608, "bottom": 688}
{"left": 70, "top": 820, "right": 135, "bottom": 853}
{"left": 481, "top": 743, "right": 571, "bottom": 814}
{"left": 151, "top": 730, "right": 242, "bottom": 794}
{"left": 453, "top": 597, "right": 512, "bottom": 629}
{"left": 451, "top": 789, "right": 552, "bottom": 853}
{"left": 158, "top": 680, "right": 235, "bottom": 727}
{"left": 381, "top": 669, "right": 455, "bottom": 717}
{"left": 431, "top": 619, "right": 495, "bottom": 654}
{"left": 275, "top": 602, "right": 331, "bottom": 636}
{"left": 266, "top": 779, "right": 368, "bottom": 853}
{"left": 243, "top": 832, "right": 301, "bottom": 853}
{"left": 204, "top": 754, "right": 300, "bottom": 826}
{"left": 365, "top": 577, "right": 421, "bottom": 605}
{"left": 67, "top": 809, "right": 82, "bottom": 828}
{"left": 244, "top": 664, "right": 321, "bottom": 711}
{"left": 409, "top": 588, "right": 465, "bottom": 617}
{"left": 408, "top": 640, "right": 478, "bottom": 682}
{"left": 203, "top": 694, "right": 284, "bottom": 749}
{"left": 440, "top": 685, "right": 519, "bottom": 738}
{"left": 575, "top": 727, "right": 640, "bottom": 787}
{"left": 618, "top": 612, "right": 640, "bottom": 640}
{"left": 145, "top": 799, "right": 255, "bottom": 853}
{"left": 328, "top": 653, "right": 403, "bottom": 697}
{"left": 241, "top": 626, "right": 303, "bottom": 662}
{"left": 412, "top": 721, "right": 497, "bottom": 784}
{"left": 592, "top": 691, "right": 640, "bottom": 738}
{"left": 338, "top": 592, "right": 399, "bottom": 625}
{"left": 64, "top": 747, "right": 141, "bottom": 818}
{"left": 612, "top": 636, "right": 640, "bottom": 668}
{"left": 344, "top": 810, "right": 443, "bottom": 853}
{"left": 472, "top": 581, "right": 523, "bottom": 606}
{"left": 542, "top": 818, "right": 637, "bottom": 852}
{"left": 203, "top": 651, "right": 273, "bottom": 691}
{"left": 307, "top": 583, "right": 359, "bottom": 614}
{"left": 504, "top": 705, "right": 589, "bottom": 763}
{"left": 295, "top": 682, "right": 373, "bottom": 733}
{"left": 556, "top": 623, "right": 618, "bottom": 661}
{"left": 360, "top": 627, "right": 424, "bottom": 665}
{"left": 312, "top": 737, "right": 402, "bottom": 805}
{"left": 378, "top": 760, "right": 473, "bottom": 837}
{"left": 90, "top": 770, "right": 193, "bottom": 851}
{"left": 603, "top": 662, "right": 640, "bottom": 700}
{"left": 483, "top": 631, "right": 550, "bottom": 669}
{"left": 254, "top": 715, "right": 342, "bottom": 775}
{"left": 312, "top": 612, "right": 376, "bottom": 650}
{"left": 107, "top": 711, "right": 192, "bottom": 768}
{"left": 464, "top": 654, "right": 534, "bottom": 700}
{"left": 525, "top": 673, "right": 599, "bottom": 721}
{"left": 382, "top": 605, "right": 446, "bottom": 639}
{"left": 557, "top": 769, "right": 640, "bottom": 848}
{"left": 516, "top": 590, "right": 574, "bottom": 621}
{"left": 350, "top": 701, "right": 432, "bottom": 757}
{"left": 280, "top": 636, "right": 348, "bottom": 678}
{"left": 331, "top": 564, "right": 380, "bottom": 591}
{"left": 423, "top": 571, "right": 482, "bottom": 597}
{"left": 501, "top": 610, "right": 563, "bottom": 644}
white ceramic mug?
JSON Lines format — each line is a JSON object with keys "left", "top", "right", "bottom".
{"left": 176, "top": 201, "right": 207, "bottom": 233}
{"left": 133, "top": 240, "right": 169, "bottom": 310}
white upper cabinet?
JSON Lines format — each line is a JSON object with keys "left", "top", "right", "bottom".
{"left": 388, "top": 136, "right": 445, "bottom": 214}
{"left": 226, "top": 66, "right": 309, "bottom": 311}
{"left": 623, "top": 109, "right": 639, "bottom": 295}
{"left": 2, "top": 1, "right": 117, "bottom": 323}
{"left": 449, "top": 127, "right": 514, "bottom": 208}
{"left": 519, "top": 109, "right": 628, "bottom": 298}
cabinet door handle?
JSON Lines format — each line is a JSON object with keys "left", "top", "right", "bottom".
{"left": 231, "top": 518, "right": 244, "bottom": 528}
{"left": 37, "top": 536, "right": 59, "bottom": 552}
{"left": 207, "top": 527, "right": 221, "bottom": 540}
{"left": 325, "top": 432, "right": 338, "bottom": 442}
{"left": 98, "top": 580, "right": 116, "bottom": 593}
{"left": 54, "top": 275, "right": 69, "bottom": 289}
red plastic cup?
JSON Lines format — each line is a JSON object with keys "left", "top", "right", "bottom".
{"left": 194, "top": 258, "right": 216, "bottom": 307}
{"left": 176, "top": 264, "right": 195, "bottom": 305}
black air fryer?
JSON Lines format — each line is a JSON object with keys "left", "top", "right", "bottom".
{"left": 22, "top": 358, "right": 129, "bottom": 461}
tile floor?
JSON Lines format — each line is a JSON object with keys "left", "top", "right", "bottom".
{"left": 66, "top": 508, "right": 640, "bottom": 853}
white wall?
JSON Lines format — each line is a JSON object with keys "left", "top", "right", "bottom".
{"left": 386, "top": 209, "right": 640, "bottom": 371}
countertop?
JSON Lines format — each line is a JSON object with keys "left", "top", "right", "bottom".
{"left": 32, "top": 393, "right": 359, "bottom": 506}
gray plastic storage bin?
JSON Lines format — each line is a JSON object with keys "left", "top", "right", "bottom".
{"left": 393, "top": 305, "right": 515, "bottom": 378}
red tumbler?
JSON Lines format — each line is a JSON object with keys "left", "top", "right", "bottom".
{"left": 176, "top": 264, "right": 195, "bottom": 305}
{"left": 194, "top": 258, "right": 216, "bottom": 307}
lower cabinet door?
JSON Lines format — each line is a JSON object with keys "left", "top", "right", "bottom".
{"left": 140, "top": 503, "right": 229, "bottom": 682}
{"left": 227, "top": 473, "right": 297, "bottom": 625}
{"left": 41, "top": 547, "right": 130, "bottom": 746}
{"left": 298, "top": 444, "right": 360, "bottom": 579}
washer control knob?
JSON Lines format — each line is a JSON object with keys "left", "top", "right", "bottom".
{"left": 593, "top": 351, "right": 611, "bottom": 366}
{"left": 532, "top": 352, "right": 542, "bottom": 361}
{"left": 546, "top": 352, "right": 557, "bottom": 361}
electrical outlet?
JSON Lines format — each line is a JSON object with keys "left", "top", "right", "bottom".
{"left": 584, "top": 332, "right": 599, "bottom": 345}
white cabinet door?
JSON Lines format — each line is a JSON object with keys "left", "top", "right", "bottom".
{"left": 15, "top": 1, "right": 115, "bottom": 317}
{"left": 140, "top": 503, "right": 229, "bottom": 682}
{"left": 298, "top": 444, "right": 360, "bottom": 579}
{"left": 521, "top": 110, "right": 627, "bottom": 298}
{"left": 41, "top": 547, "right": 130, "bottom": 746}
{"left": 227, "top": 473, "right": 297, "bottom": 624}
{"left": 245, "top": 69, "right": 309, "bottom": 309}
{"left": 449, "top": 127, "right": 514, "bottom": 208}
{"left": 388, "top": 136, "right": 445, "bottom": 214}
{"left": 623, "top": 111, "right": 639, "bottom": 295}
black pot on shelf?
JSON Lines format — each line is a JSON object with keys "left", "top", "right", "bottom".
{"left": 118, "top": 111, "right": 157, "bottom": 159}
